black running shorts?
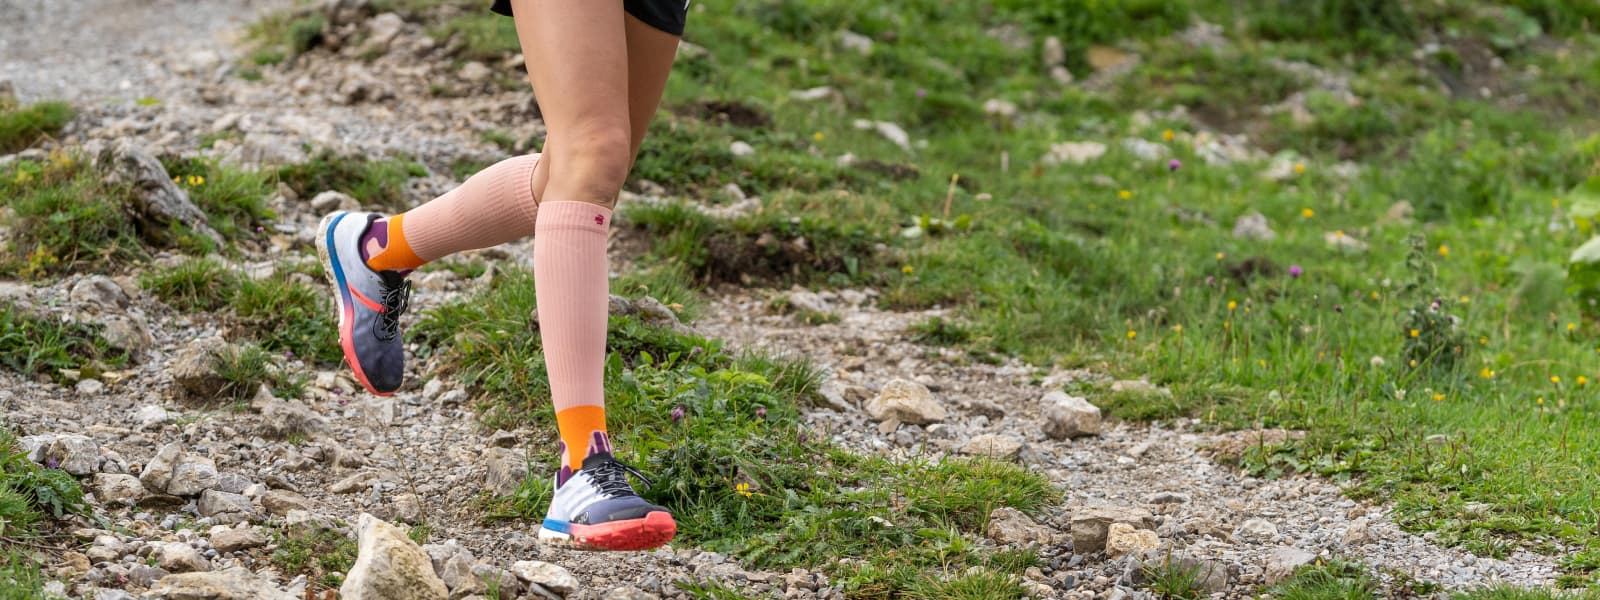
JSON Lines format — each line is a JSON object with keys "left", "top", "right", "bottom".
{"left": 490, "top": 0, "right": 688, "bottom": 37}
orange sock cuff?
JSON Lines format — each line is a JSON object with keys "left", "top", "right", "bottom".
{"left": 365, "top": 213, "right": 426, "bottom": 272}
{"left": 555, "top": 405, "right": 608, "bottom": 467}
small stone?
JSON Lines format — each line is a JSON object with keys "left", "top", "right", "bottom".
{"left": 1069, "top": 506, "right": 1153, "bottom": 554}
{"left": 440, "top": 555, "right": 483, "bottom": 595}
{"left": 149, "top": 566, "right": 296, "bottom": 600}
{"left": 851, "top": 119, "right": 911, "bottom": 152}
{"left": 60, "top": 551, "right": 91, "bottom": 575}
{"left": 483, "top": 447, "right": 527, "bottom": 497}
{"left": 139, "top": 442, "right": 183, "bottom": 494}
{"left": 133, "top": 405, "right": 170, "bottom": 430}
{"left": 1232, "top": 212, "right": 1278, "bottom": 241}
{"left": 169, "top": 336, "right": 232, "bottom": 400}
{"left": 76, "top": 378, "right": 106, "bottom": 395}
{"left": 1342, "top": 519, "right": 1370, "bottom": 546}
{"left": 1120, "top": 138, "right": 1168, "bottom": 161}
{"left": 487, "top": 430, "right": 518, "bottom": 448}
{"left": 331, "top": 472, "right": 376, "bottom": 494}
{"left": 1324, "top": 231, "right": 1369, "bottom": 253}
{"left": 1041, "top": 391, "right": 1101, "bottom": 440}
{"left": 959, "top": 434, "right": 1023, "bottom": 460}
{"left": 1235, "top": 518, "right": 1279, "bottom": 541}
{"left": 510, "top": 560, "right": 578, "bottom": 596}
{"left": 864, "top": 379, "right": 945, "bottom": 425}
{"left": 44, "top": 434, "right": 100, "bottom": 475}
{"left": 261, "top": 489, "right": 311, "bottom": 515}
{"left": 729, "top": 141, "right": 755, "bottom": 157}
{"left": 310, "top": 191, "right": 360, "bottom": 213}
{"left": 341, "top": 514, "right": 448, "bottom": 600}
{"left": 1265, "top": 547, "right": 1316, "bottom": 584}
{"left": 69, "top": 275, "right": 130, "bottom": 311}
{"left": 1105, "top": 523, "right": 1160, "bottom": 557}
{"left": 1042, "top": 36, "right": 1065, "bottom": 67}
{"left": 211, "top": 527, "right": 268, "bottom": 553}
{"left": 158, "top": 541, "right": 210, "bottom": 573}
{"left": 389, "top": 493, "right": 422, "bottom": 525}
{"left": 1041, "top": 141, "right": 1106, "bottom": 166}
{"left": 789, "top": 86, "right": 835, "bottom": 102}
{"left": 1143, "top": 492, "right": 1190, "bottom": 505}
{"left": 985, "top": 507, "right": 1050, "bottom": 546}
{"left": 167, "top": 454, "right": 219, "bottom": 497}
{"left": 837, "top": 30, "right": 873, "bottom": 55}
{"left": 197, "top": 490, "right": 254, "bottom": 518}
{"left": 459, "top": 61, "right": 493, "bottom": 82}
{"left": 1126, "top": 552, "right": 1228, "bottom": 593}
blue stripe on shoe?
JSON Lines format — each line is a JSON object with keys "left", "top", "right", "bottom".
{"left": 325, "top": 212, "right": 350, "bottom": 296}
{"left": 541, "top": 519, "right": 571, "bottom": 534}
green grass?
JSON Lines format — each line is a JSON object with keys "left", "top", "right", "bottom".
{"left": 584, "top": 0, "right": 1600, "bottom": 582}
{"left": 0, "top": 155, "right": 151, "bottom": 278}
{"left": 0, "top": 427, "right": 90, "bottom": 598}
{"left": 271, "top": 526, "right": 357, "bottom": 590}
{"left": 1268, "top": 560, "right": 1380, "bottom": 600}
{"left": 274, "top": 152, "right": 427, "bottom": 212}
{"left": 162, "top": 157, "right": 277, "bottom": 240}
{"left": 214, "top": 343, "right": 307, "bottom": 402}
{"left": 420, "top": 269, "right": 1059, "bottom": 596}
{"left": 0, "top": 303, "right": 124, "bottom": 379}
{"left": 141, "top": 258, "right": 340, "bottom": 366}
{"left": 0, "top": 100, "right": 73, "bottom": 154}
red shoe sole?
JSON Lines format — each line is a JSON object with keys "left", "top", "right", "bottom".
{"left": 568, "top": 511, "right": 677, "bottom": 552}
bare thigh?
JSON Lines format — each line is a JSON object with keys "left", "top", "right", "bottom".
{"left": 510, "top": 0, "right": 631, "bottom": 208}
{"left": 524, "top": 13, "right": 681, "bottom": 205}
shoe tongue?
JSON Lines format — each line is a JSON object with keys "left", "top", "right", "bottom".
{"left": 580, "top": 452, "right": 616, "bottom": 472}
{"left": 378, "top": 269, "right": 408, "bottom": 287}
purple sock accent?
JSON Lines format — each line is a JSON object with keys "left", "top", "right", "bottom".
{"left": 358, "top": 218, "right": 390, "bottom": 264}
{"left": 588, "top": 431, "right": 613, "bottom": 458}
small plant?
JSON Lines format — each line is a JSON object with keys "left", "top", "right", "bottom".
{"left": 213, "top": 344, "right": 293, "bottom": 402}
{"left": 0, "top": 303, "right": 122, "bottom": 379}
{"left": 1268, "top": 560, "right": 1378, "bottom": 600}
{"left": 274, "top": 152, "right": 427, "bottom": 212}
{"left": 910, "top": 317, "right": 972, "bottom": 347}
{"left": 1399, "top": 234, "right": 1468, "bottom": 377}
{"left": 231, "top": 277, "right": 342, "bottom": 365}
{"left": 1140, "top": 553, "right": 1213, "bottom": 600}
{"left": 141, "top": 259, "right": 241, "bottom": 312}
{"left": 0, "top": 100, "right": 73, "bottom": 154}
{"left": 271, "top": 526, "right": 357, "bottom": 590}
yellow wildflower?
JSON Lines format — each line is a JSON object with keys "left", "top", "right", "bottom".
{"left": 1460, "top": 296, "right": 1470, "bottom": 303}
{"left": 1551, "top": 376, "right": 1561, "bottom": 384}
{"left": 1293, "top": 163, "right": 1306, "bottom": 174}
{"left": 1371, "top": 291, "right": 1380, "bottom": 300}
{"left": 1172, "top": 324, "right": 1183, "bottom": 333}
{"left": 1127, "top": 330, "right": 1137, "bottom": 340}
{"left": 1537, "top": 396, "right": 1545, "bottom": 405}
{"left": 1480, "top": 367, "right": 1495, "bottom": 379}
{"left": 1216, "top": 252, "right": 1225, "bottom": 261}
{"left": 735, "top": 482, "right": 753, "bottom": 498}
{"left": 1409, "top": 329, "right": 1419, "bottom": 338}
{"left": 1579, "top": 376, "right": 1589, "bottom": 386}
{"left": 1569, "top": 323, "right": 1578, "bottom": 332}
{"left": 1301, "top": 208, "right": 1314, "bottom": 218}
{"left": 1118, "top": 189, "right": 1133, "bottom": 200}
{"left": 1432, "top": 393, "right": 1445, "bottom": 402}
{"left": 1162, "top": 129, "right": 1175, "bottom": 141}
{"left": 901, "top": 265, "right": 914, "bottom": 275}
{"left": 1438, "top": 244, "right": 1449, "bottom": 257}
{"left": 1258, "top": 359, "right": 1267, "bottom": 368}
{"left": 1228, "top": 300, "right": 1238, "bottom": 311}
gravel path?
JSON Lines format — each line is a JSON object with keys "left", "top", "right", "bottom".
{"left": 0, "top": 1, "right": 1569, "bottom": 598}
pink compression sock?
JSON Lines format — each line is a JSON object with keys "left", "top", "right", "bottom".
{"left": 534, "top": 201, "right": 613, "bottom": 416}
{"left": 396, "top": 153, "right": 543, "bottom": 264}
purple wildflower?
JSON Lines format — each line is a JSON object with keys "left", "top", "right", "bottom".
{"left": 671, "top": 405, "right": 685, "bottom": 423}
{"left": 1168, "top": 159, "right": 1182, "bottom": 172}
{"left": 1289, "top": 265, "right": 1302, "bottom": 278}
{"left": 45, "top": 457, "right": 59, "bottom": 469}
{"left": 915, "top": 88, "right": 927, "bottom": 98}
{"left": 755, "top": 405, "right": 767, "bottom": 420}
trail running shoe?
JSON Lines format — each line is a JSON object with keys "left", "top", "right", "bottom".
{"left": 316, "top": 211, "right": 411, "bottom": 395}
{"left": 538, "top": 451, "right": 677, "bottom": 551}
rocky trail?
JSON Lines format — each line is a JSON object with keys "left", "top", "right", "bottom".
{"left": 0, "top": 1, "right": 1566, "bottom": 598}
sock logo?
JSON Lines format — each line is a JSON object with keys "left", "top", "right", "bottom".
{"left": 594, "top": 214, "right": 606, "bottom": 226}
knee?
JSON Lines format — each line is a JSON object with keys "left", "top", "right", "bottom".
{"left": 556, "top": 124, "right": 633, "bottom": 206}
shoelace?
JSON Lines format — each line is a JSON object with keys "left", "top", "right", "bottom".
{"left": 375, "top": 278, "right": 412, "bottom": 342}
{"left": 588, "top": 457, "right": 654, "bottom": 497}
